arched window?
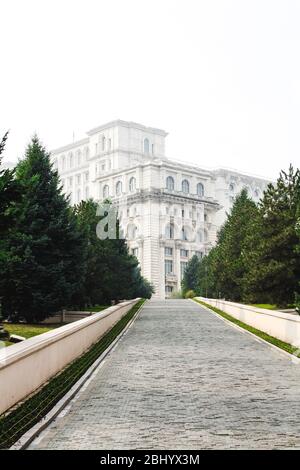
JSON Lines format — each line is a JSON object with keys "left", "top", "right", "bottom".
{"left": 116, "top": 181, "right": 122, "bottom": 196}
{"left": 165, "top": 223, "right": 174, "bottom": 239}
{"left": 166, "top": 176, "right": 175, "bottom": 191}
{"left": 61, "top": 155, "right": 66, "bottom": 170}
{"left": 229, "top": 182, "right": 235, "bottom": 192}
{"left": 182, "top": 179, "right": 189, "bottom": 194}
{"left": 197, "top": 182, "right": 204, "bottom": 197}
{"left": 144, "top": 138, "right": 150, "bottom": 154}
{"left": 103, "top": 184, "right": 109, "bottom": 198}
{"left": 129, "top": 177, "right": 136, "bottom": 192}
{"left": 69, "top": 152, "right": 73, "bottom": 168}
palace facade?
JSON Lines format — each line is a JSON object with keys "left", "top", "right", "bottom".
{"left": 51, "top": 120, "right": 269, "bottom": 298}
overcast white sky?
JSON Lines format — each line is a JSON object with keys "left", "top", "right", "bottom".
{"left": 1, "top": 0, "right": 300, "bottom": 178}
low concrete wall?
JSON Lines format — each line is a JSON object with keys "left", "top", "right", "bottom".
{"left": 196, "top": 297, "right": 300, "bottom": 347}
{"left": 42, "top": 311, "right": 93, "bottom": 324}
{"left": 0, "top": 299, "right": 140, "bottom": 416}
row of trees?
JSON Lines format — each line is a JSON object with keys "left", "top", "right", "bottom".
{"left": 182, "top": 165, "right": 300, "bottom": 308}
{"left": 0, "top": 135, "right": 153, "bottom": 323}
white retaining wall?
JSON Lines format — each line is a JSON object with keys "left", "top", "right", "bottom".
{"left": 196, "top": 297, "right": 300, "bottom": 347}
{"left": 0, "top": 299, "right": 140, "bottom": 416}
{"left": 42, "top": 311, "right": 93, "bottom": 324}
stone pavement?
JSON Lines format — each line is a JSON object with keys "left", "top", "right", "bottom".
{"left": 29, "top": 300, "right": 300, "bottom": 449}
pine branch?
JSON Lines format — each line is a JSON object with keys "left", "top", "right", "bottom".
{"left": 0, "top": 131, "right": 9, "bottom": 160}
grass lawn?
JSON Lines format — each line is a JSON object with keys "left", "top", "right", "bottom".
{"left": 250, "top": 303, "right": 278, "bottom": 310}
{"left": 84, "top": 305, "right": 108, "bottom": 313}
{"left": 250, "top": 303, "right": 296, "bottom": 311}
{"left": 4, "top": 323, "right": 57, "bottom": 340}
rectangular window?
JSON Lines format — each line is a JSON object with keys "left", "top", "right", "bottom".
{"left": 182, "top": 209, "right": 185, "bottom": 218}
{"left": 85, "top": 171, "right": 89, "bottom": 182}
{"left": 77, "top": 174, "right": 81, "bottom": 185}
{"left": 165, "top": 260, "right": 173, "bottom": 275}
{"left": 180, "top": 249, "right": 188, "bottom": 257}
{"left": 195, "top": 251, "right": 204, "bottom": 259}
{"left": 180, "top": 261, "right": 188, "bottom": 280}
{"left": 165, "top": 285, "right": 173, "bottom": 294}
{"left": 165, "top": 247, "right": 173, "bottom": 256}
{"left": 68, "top": 177, "right": 73, "bottom": 187}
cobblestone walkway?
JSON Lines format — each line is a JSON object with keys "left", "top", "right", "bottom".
{"left": 29, "top": 300, "right": 300, "bottom": 449}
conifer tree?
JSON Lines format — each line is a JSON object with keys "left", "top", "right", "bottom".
{"left": 182, "top": 254, "right": 201, "bottom": 295}
{"left": 243, "top": 165, "right": 300, "bottom": 306}
{"left": 196, "top": 247, "right": 220, "bottom": 298}
{"left": 73, "top": 199, "right": 153, "bottom": 306}
{"left": 0, "top": 132, "right": 21, "bottom": 299}
{"left": 1, "top": 136, "right": 87, "bottom": 322}
{"left": 214, "top": 189, "right": 258, "bottom": 301}
{"left": 196, "top": 189, "right": 258, "bottom": 300}
{"left": 295, "top": 206, "right": 300, "bottom": 312}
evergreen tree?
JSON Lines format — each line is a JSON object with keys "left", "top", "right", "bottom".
{"left": 196, "top": 190, "right": 258, "bottom": 300}
{"left": 182, "top": 254, "right": 201, "bottom": 295}
{"left": 0, "top": 132, "right": 21, "bottom": 238}
{"left": 73, "top": 199, "right": 153, "bottom": 306}
{"left": 196, "top": 247, "right": 220, "bottom": 298}
{"left": 0, "top": 132, "right": 21, "bottom": 299}
{"left": 295, "top": 206, "right": 300, "bottom": 312}
{"left": 243, "top": 165, "right": 300, "bottom": 306}
{"left": 213, "top": 189, "right": 258, "bottom": 301}
{"left": 1, "top": 136, "right": 87, "bottom": 322}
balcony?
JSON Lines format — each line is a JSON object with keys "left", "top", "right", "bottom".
{"left": 161, "top": 188, "right": 217, "bottom": 204}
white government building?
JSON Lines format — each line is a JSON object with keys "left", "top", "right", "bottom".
{"left": 51, "top": 120, "right": 269, "bottom": 299}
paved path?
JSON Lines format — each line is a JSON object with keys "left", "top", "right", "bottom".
{"left": 29, "top": 300, "right": 300, "bottom": 449}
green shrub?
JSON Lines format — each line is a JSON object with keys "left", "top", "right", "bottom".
{"left": 185, "top": 290, "right": 196, "bottom": 299}
{"left": 170, "top": 290, "right": 183, "bottom": 299}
